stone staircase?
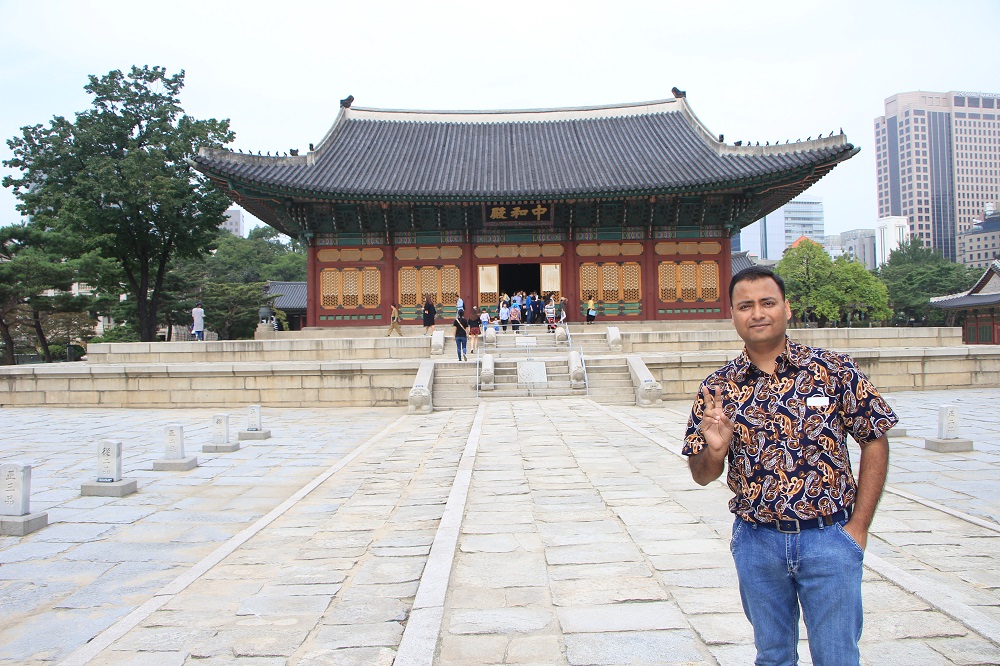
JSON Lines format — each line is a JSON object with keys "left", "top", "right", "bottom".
{"left": 429, "top": 326, "right": 622, "bottom": 410}
{"left": 579, "top": 356, "right": 636, "bottom": 405}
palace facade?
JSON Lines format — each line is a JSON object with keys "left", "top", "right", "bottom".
{"left": 193, "top": 93, "right": 857, "bottom": 326}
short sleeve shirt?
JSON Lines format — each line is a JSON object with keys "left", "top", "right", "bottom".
{"left": 682, "top": 338, "right": 897, "bottom": 523}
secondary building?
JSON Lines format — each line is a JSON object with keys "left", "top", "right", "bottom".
{"left": 193, "top": 93, "right": 856, "bottom": 327}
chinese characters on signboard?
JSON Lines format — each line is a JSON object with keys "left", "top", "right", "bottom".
{"left": 483, "top": 204, "right": 553, "bottom": 228}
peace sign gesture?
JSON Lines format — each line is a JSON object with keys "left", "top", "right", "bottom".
{"left": 699, "top": 385, "right": 734, "bottom": 456}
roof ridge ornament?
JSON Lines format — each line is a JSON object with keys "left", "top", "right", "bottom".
{"left": 340, "top": 95, "right": 354, "bottom": 109}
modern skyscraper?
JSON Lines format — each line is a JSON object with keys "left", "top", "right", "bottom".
{"left": 875, "top": 91, "right": 1000, "bottom": 261}
{"left": 738, "top": 196, "right": 824, "bottom": 261}
{"left": 221, "top": 208, "right": 245, "bottom": 237}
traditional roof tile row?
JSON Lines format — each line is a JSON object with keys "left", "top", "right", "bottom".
{"left": 194, "top": 98, "right": 856, "bottom": 202}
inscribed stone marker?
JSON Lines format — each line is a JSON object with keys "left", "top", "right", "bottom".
{"left": 97, "top": 441, "right": 123, "bottom": 483}
{"left": 1, "top": 462, "right": 30, "bottom": 516}
{"left": 212, "top": 414, "right": 229, "bottom": 445}
{"left": 0, "top": 462, "right": 48, "bottom": 536}
{"left": 164, "top": 425, "right": 185, "bottom": 459}
{"left": 247, "top": 405, "right": 262, "bottom": 432}
{"left": 938, "top": 405, "right": 960, "bottom": 439}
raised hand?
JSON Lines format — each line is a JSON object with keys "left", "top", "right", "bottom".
{"left": 699, "top": 385, "right": 734, "bottom": 455}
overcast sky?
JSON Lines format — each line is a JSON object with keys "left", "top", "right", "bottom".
{"left": 2, "top": 0, "right": 998, "bottom": 235}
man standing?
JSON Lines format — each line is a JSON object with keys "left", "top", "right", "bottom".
{"left": 683, "top": 266, "right": 896, "bottom": 665}
{"left": 191, "top": 302, "right": 205, "bottom": 341}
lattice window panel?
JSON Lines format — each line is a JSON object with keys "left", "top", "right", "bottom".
{"left": 659, "top": 262, "right": 678, "bottom": 301}
{"left": 342, "top": 270, "right": 360, "bottom": 308}
{"left": 679, "top": 262, "right": 698, "bottom": 302}
{"left": 441, "top": 266, "right": 460, "bottom": 305}
{"left": 362, "top": 268, "right": 381, "bottom": 307}
{"left": 420, "top": 266, "right": 438, "bottom": 303}
{"left": 601, "top": 265, "right": 619, "bottom": 302}
{"left": 580, "top": 264, "right": 599, "bottom": 300}
{"left": 399, "top": 267, "right": 418, "bottom": 307}
{"left": 321, "top": 270, "right": 340, "bottom": 308}
{"left": 699, "top": 262, "right": 719, "bottom": 302}
{"left": 622, "top": 263, "right": 641, "bottom": 301}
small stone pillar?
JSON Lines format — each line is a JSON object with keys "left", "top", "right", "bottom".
{"left": 568, "top": 351, "right": 585, "bottom": 389}
{"left": 607, "top": 326, "right": 623, "bottom": 353}
{"left": 239, "top": 404, "right": 272, "bottom": 440}
{"left": 82, "top": 441, "right": 137, "bottom": 497}
{"left": 480, "top": 354, "right": 496, "bottom": 390}
{"left": 430, "top": 330, "right": 445, "bottom": 355}
{"left": 554, "top": 326, "right": 568, "bottom": 344}
{"left": 1, "top": 462, "right": 48, "bottom": 536}
{"left": 483, "top": 326, "right": 497, "bottom": 347}
{"left": 923, "top": 404, "right": 973, "bottom": 452}
{"left": 204, "top": 414, "right": 240, "bottom": 453}
{"left": 884, "top": 397, "right": 908, "bottom": 438}
{"left": 154, "top": 425, "right": 198, "bottom": 471}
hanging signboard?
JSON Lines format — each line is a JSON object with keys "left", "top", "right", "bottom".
{"left": 483, "top": 203, "right": 554, "bottom": 228}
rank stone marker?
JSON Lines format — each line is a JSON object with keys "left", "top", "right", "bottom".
{"left": 884, "top": 397, "right": 908, "bottom": 438}
{"left": 238, "top": 404, "right": 271, "bottom": 440}
{"left": 82, "top": 440, "right": 137, "bottom": 497}
{"left": 153, "top": 425, "right": 198, "bottom": 471}
{"left": 923, "top": 404, "right": 974, "bottom": 452}
{"left": 204, "top": 413, "right": 240, "bottom": 453}
{"left": 0, "top": 462, "right": 48, "bottom": 536}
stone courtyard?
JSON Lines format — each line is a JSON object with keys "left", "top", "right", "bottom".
{"left": 1, "top": 389, "right": 999, "bottom": 665}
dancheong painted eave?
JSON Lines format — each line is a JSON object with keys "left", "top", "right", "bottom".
{"left": 192, "top": 96, "right": 858, "bottom": 203}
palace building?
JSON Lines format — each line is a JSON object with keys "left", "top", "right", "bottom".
{"left": 193, "top": 93, "right": 857, "bottom": 327}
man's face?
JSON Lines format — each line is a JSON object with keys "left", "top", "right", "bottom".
{"left": 730, "top": 277, "right": 791, "bottom": 348}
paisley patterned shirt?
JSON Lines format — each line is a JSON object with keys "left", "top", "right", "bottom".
{"left": 682, "top": 338, "right": 897, "bottom": 523}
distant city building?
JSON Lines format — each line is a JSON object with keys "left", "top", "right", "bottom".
{"left": 823, "top": 234, "right": 845, "bottom": 259}
{"left": 841, "top": 230, "right": 877, "bottom": 270}
{"left": 875, "top": 216, "right": 909, "bottom": 267}
{"left": 739, "top": 196, "right": 824, "bottom": 261}
{"left": 875, "top": 90, "right": 1000, "bottom": 261}
{"left": 957, "top": 209, "right": 1000, "bottom": 269}
{"left": 221, "top": 208, "right": 245, "bottom": 237}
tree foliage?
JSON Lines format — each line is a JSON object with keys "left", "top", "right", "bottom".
{"left": 775, "top": 239, "right": 891, "bottom": 327}
{"left": 878, "top": 239, "right": 977, "bottom": 324}
{"left": 3, "top": 66, "right": 234, "bottom": 341}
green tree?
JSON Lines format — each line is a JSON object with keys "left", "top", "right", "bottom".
{"left": 775, "top": 239, "right": 835, "bottom": 326}
{"left": 3, "top": 66, "right": 234, "bottom": 341}
{"left": 830, "top": 256, "right": 892, "bottom": 325}
{"left": 200, "top": 282, "right": 273, "bottom": 340}
{"left": 0, "top": 224, "right": 78, "bottom": 364}
{"left": 878, "top": 239, "right": 976, "bottom": 324}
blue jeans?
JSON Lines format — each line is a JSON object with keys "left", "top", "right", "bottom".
{"left": 730, "top": 517, "right": 864, "bottom": 666}
{"left": 455, "top": 337, "right": 467, "bottom": 360}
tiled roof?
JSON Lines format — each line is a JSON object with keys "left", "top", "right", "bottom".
{"left": 930, "top": 260, "right": 1000, "bottom": 309}
{"left": 194, "top": 98, "right": 857, "bottom": 202}
{"left": 266, "top": 281, "right": 307, "bottom": 311}
{"left": 731, "top": 251, "right": 757, "bottom": 275}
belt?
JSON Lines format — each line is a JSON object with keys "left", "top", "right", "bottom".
{"left": 754, "top": 507, "right": 852, "bottom": 534}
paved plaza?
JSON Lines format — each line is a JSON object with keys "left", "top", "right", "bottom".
{"left": 1, "top": 389, "right": 999, "bottom": 665}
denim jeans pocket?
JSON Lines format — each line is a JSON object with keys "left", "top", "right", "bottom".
{"left": 730, "top": 518, "right": 746, "bottom": 555}
{"left": 834, "top": 523, "right": 865, "bottom": 557}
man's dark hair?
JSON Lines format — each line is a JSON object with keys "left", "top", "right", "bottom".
{"left": 729, "top": 266, "right": 786, "bottom": 302}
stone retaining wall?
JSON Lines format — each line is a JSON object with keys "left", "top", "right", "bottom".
{"left": 0, "top": 361, "right": 420, "bottom": 409}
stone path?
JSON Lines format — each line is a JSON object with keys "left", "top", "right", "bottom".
{"left": 0, "top": 389, "right": 998, "bottom": 664}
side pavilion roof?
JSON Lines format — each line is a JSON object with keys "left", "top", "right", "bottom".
{"left": 193, "top": 96, "right": 857, "bottom": 203}
{"left": 930, "top": 260, "right": 1000, "bottom": 310}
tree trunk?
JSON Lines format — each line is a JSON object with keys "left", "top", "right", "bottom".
{"left": 32, "top": 309, "right": 53, "bottom": 362}
{"left": 0, "top": 319, "right": 16, "bottom": 365}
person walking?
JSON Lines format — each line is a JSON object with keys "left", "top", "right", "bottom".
{"left": 683, "top": 266, "right": 897, "bottom": 666}
{"left": 191, "top": 302, "right": 205, "bottom": 341}
{"left": 452, "top": 309, "right": 469, "bottom": 361}
{"left": 422, "top": 297, "right": 436, "bottom": 336}
{"left": 499, "top": 302, "right": 510, "bottom": 331}
{"left": 387, "top": 303, "right": 403, "bottom": 337}
{"left": 510, "top": 303, "right": 521, "bottom": 332}
{"left": 586, "top": 297, "right": 597, "bottom": 324}
{"left": 558, "top": 296, "right": 568, "bottom": 324}
{"left": 468, "top": 306, "right": 481, "bottom": 353}
{"left": 544, "top": 297, "right": 556, "bottom": 332}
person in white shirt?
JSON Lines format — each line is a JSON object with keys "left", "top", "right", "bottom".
{"left": 191, "top": 302, "right": 205, "bottom": 341}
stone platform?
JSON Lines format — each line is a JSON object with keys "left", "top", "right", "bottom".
{"left": 0, "top": 390, "right": 998, "bottom": 664}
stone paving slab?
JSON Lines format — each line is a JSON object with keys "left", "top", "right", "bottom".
{"left": 0, "top": 388, "right": 998, "bottom": 664}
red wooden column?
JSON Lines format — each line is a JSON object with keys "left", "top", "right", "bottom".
{"left": 306, "top": 244, "right": 319, "bottom": 328}
{"left": 382, "top": 242, "right": 396, "bottom": 321}
{"left": 642, "top": 235, "right": 658, "bottom": 321}
{"left": 719, "top": 235, "right": 733, "bottom": 318}
{"left": 564, "top": 238, "right": 579, "bottom": 319}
